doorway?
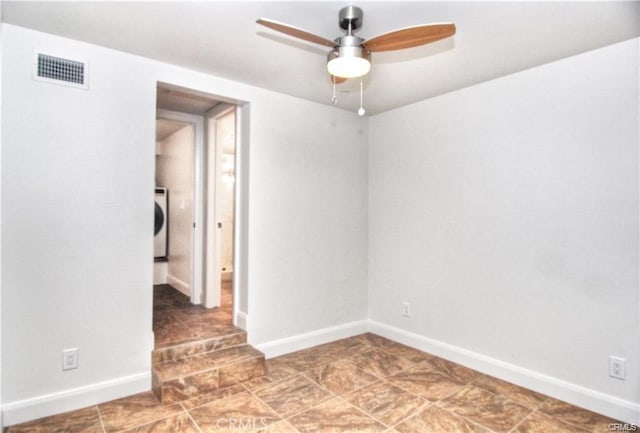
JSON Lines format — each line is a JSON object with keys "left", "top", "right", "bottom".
{"left": 154, "top": 115, "right": 198, "bottom": 300}
{"left": 152, "top": 83, "right": 238, "bottom": 317}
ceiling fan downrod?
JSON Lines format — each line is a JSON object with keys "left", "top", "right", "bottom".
{"left": 338, "top": 6, "right": 363, "bottom": 35}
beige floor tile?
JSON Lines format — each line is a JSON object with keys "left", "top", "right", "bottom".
{"left": 387, "top": 368, "right": 465, "bottom": 402}
{"left": 287, "top": 398, "right": 386, "bottom": 433}
{"left": 345, "top": 380, "right": 428, "bottom": 427}
{"left": 349, "top": 348, "right": 414, "bottom": 378}
{"left": 352, "top": 333, "right": 397, "bottom": 348}
{"left": 418, "top": 357, "right": 479, "bottom": 384}
{"left": 153, "top": 283, "right": 233, "bottom": 350}
{"left": 512, "top": 411, "right": 589, "bottom": 433}
{"left": 168, "top": 307, "right": 231, "bottom": 325}
{"left": 539, "top": 398, "right": 618, "bottom": 433}
{"left": 153, "top": 352, "right": 220, "bottom": 381}
{"left": 181, "top": 384, "right": 247, "bottom": 411}
{"left": 327, "top": 336, "right": 374, "bottom": 355}
{"left": 439, "top": 385, "right": 532, "bottom": 433}
{"left": 305, "top": 358, "right": 379, "bottom": 396}
{"left": 255, "top": 375, "right": 333, "bottom": 417}
{"left": 286, "top": 349, "right": 346, "bottom": 373}
{"left": 187, "top": 322, "right": 242, "bottom": 339}
{"left": 264, "top": 357, "right": 301, "bottom": 375}
{"left": 243, "top": 361, "right": 299, "bottom": 392}
{"left": 154, "top": 319, "right": 200, "bottom": 348}
{"left": 394, "top": 406, "right": 490, "bottom": 433}
{"left": 378, "top": 342, "right": 437, "bottom": 364}
{"left": 473, "top": 375, "right": 546, "bottom": 410}
{"left": 4, "top": 406, "right": 103, "bottom": 433}
{"left": 189, "top": 389, "right": 281, "bottom": 433}
{"left": 266, "top": 352, "right": 322, "bottom": 374}
{"left": 259, "top": 420, "right": 300, "bottom": 432}
{"left": 119, "top": 412, "right": 200, "bottom": 433}
{"left": 153, "top": 285, "right": 193, "bottom": 311}
{"left": 98, "top": 392, "right": 183, "bottom": 433}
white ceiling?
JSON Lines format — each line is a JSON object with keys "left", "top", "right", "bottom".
{"left": 3, "top": 1, "right": 639, "bottom": 114}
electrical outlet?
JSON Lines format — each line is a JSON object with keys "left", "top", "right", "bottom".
{"left": 62, "top": 348, "right": 79, "bottom": 371}
{"left": 609, "top": 356, "right": 625, "bottom": 380}
{"left": 402, "top": 302, "right": 410, "bottom": 317}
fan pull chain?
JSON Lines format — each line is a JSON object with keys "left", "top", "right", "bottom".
{"left": 331, "top": 75, "right": 338, "bottom": 105}
{"left": 358, "top": 79, "right": 366, "bottom": 116}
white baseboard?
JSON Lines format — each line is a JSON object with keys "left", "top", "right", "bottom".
{"left": 2, "top": 372, "right": 150, "bottom": 427}
{"left": 235, "top": 311, "right": 248, "bottom": 331}
{"left": 254, "top": 320, "right": 369, "bottom": 359}
{"left": 368, "top": 320, "right": 640, "bottom": 426}
{"left": 152, "top": 261, "right": 167, "bottom": 285}
{"left": 166, "top": 274, "right": 190, "bottom": 297}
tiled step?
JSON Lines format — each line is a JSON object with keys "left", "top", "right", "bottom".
{"left": 152, "top": 328, "right": 247, "bottom": 365}
{"left": 152, "top": 344, "right": 265, "bottom": 404}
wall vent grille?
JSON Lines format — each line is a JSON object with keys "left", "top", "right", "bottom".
{"left": 33, "top": 52, "right": 89, "bottom": 89}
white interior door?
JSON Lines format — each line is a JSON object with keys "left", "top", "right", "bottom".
{"left": 204, "top": 104, "right": 236, "bottom": 308}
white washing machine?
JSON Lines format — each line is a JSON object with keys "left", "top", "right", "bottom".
{"left": 154, "top": 188, "right": 168, "bottom": 259}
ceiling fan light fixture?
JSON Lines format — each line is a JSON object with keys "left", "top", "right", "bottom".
{"left": 327, "top": 46, "right": 371, "bottom": 78}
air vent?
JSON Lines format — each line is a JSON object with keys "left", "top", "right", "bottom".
{"left": 33, "top": 51, "right": 89, "bottom": 89}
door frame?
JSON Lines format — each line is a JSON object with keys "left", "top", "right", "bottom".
{"left": 156, "top": 108, "right": 205, "bottom": 306}
{"left": 204, "top": 103, "right": 236, "bottom": 309}
{"left": 155, "top": 82, "right": 250, "bottom": 331}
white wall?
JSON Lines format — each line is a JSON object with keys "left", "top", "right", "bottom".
{"left": 1, "top": 24, "right": 368, "bottom": 425}
{"left": 2, "top": 26, "right": 156, "bottom": 423}
{"left": 247, "top": 96, "right": 369, "bottom": 346}
{"left": 369, "top": 38, "right": 639, "bottom": 422}
{"left": 156, "top": 125, "right": 194, "bottom": 295}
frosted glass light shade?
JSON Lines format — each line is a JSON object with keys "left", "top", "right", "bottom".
{"left": 327, "top": 45, "right": 371, "bottom": 78}
{"left": 327, "top": 56, "right": 371, "bottom": 78}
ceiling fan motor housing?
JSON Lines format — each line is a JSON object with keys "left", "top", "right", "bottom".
{"left": 327, "top": 43, "right": 370, "bottom": 63}
{"left": 339, "top": 6, "right": 364, "bottom": 32}
{"left": 327, "top": 35, "right": 371, "bottom": 78}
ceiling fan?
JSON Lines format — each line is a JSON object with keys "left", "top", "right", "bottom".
{"left": 256, "top": 5, "right": 456, "bottom": 84}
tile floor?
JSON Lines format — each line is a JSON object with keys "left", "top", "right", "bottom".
{"left": 5, "top": 332, "right": 626, "bottom": 433}
{"left": 153, "top": 283, "right": 234, "bottom": 349}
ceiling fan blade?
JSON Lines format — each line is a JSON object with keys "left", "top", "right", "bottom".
{"left": 363, "top": 23, "right": 456, "bottom": 52}
{"left": 257, "top": 18, "right": 337, "bottom": 48}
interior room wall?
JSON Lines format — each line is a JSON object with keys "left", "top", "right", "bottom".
{"left": 247, "top": 93, "right": 369, "bottom": 349}
{"left": 2, "top": 26, "right": 156, "bottom": 425}
{"left": 368, "top": 38, "right": 639, "bottom": 422}
{"left": 156, "top": 125, "right": 194, "bottom": 296}
{"left": 1, "top": 24, "right": 368, "bottom": 425}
